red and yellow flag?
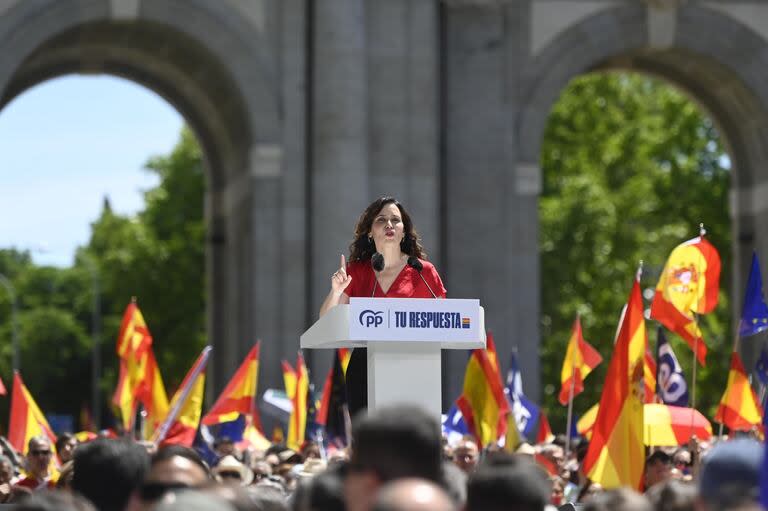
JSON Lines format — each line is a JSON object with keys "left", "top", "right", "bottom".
{"left": 202, "top": 342, "right": 260, "bottom": 426}
{"left": 8, "top": 372, "right": 57, "bottom": 454}
{"left": 558, "top": 317, "right": 602, "bottom": 405}
{"left": 157, "top": 347, "right": 211, "bottom": 447}
{"left": 536, "top": 411, "right": 555, "bottom": 444}
{"left": 583, "top": 276, "right": 646, "bottom": 490}
{"left": 338, "top": 348, "right": 352, "bottom": 375}
{"left": 111, "top": 302, "right": 169, "bottom": 437}
{"left": 644, "top": 348, "right": 657, "bottom": 403}
{"left": 284, "top": 354, "right": 309, "bottom": 451}
{"left": 714, "top": 351, "right": 763, "bottom": 431}
{"left": 650, "top": 235, "right": 721, "bottom": 366}
{"left": 456, "top": 333, "right": 509, "bottom": 447}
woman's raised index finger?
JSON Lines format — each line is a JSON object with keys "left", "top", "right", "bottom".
{"left": 341, "top": 254, "right": 346, "bottom": 269}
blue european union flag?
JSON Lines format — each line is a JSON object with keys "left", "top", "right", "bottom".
{"left": 739, "top": 252, "right": 768, "bottom": 338}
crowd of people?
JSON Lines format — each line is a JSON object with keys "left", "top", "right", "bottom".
{"left": 0, "top": 403, "right": 762, "bottom": 511}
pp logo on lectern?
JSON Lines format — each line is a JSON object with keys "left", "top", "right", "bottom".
{"left": 359, "top": 310, "right": 384, "bottom": 327}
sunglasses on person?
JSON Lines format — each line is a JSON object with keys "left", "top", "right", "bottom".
{"left": 29, "top": 450, "right": 51, "bottom": 457}
{"left": 139, "top": 481, "right": 190, "bottom": 501}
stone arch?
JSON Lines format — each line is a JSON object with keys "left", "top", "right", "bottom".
{"left": 0, "top": 0, "right": 283, "bottom": 396}
{"left": 517, "top": 3, "right": 768, "bottom": 366}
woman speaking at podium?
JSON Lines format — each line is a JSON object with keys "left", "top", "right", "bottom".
{"left": 319, "top": 196, "right": 446, "bottom": 416}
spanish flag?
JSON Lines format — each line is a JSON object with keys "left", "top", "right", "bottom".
{"left": 8, "top": 372, "right": 57, "bottom": 454}
{"left": 284, "top": 354, "right": 309, "bottom": 451}
{"left": 644, "top": 348, "right": 657, "bottom": 403}
{"left": 111, "top": 301, "right": 169, "bottom": 437}
{"left": 202, "top": 342, "right": 261, "bottom": 426}
{"left": 456, "top": 333, "right": 509, "bottom": 447}
{"left": 558, "top": 317, "right": 602, "bottom": 405}
{"left": 155, "top": 346, "right": 211, "bottom": 447}
{"left": 582, "top": 276, "right": 646, "bottom": 490}
{"left": 650, "top": 235, "right": 721, "bottom": 366}
{"left": 715, "top": 351, "right": 763, "bottom": 431}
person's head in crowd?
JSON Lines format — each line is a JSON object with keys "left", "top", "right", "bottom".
{"left": 516, "top": 442, "right": 536, "bottom": 458}
{"left": 550, "top": 476, "right": 565, "bottom": 506}
{"left": 0, "top": 454, "right": 13, "bottom": 485}
{"left": 672, "top": 449, "right": 692, "bottom": 476}
{"left": 300, "top": 442, "right": 321, "bottom": 461}
{"left": 577, "top": 481, "right": 604, "bottom": 503}
{"left": 440, "top": 462, "right": 466, "bottom": 509}
{"left": 203, "top": 482, "right": 286, "bottom": 511}
{"left": 12, "top": 490, "right": 97, "bottom": 511}
{"left": 644, "top": 450, "right": 672, "bottom": 490}
{"left": 291, "top": 463, "right": 346, "bottom": 511}
{"left": 56, "top": 461, "right": 75, "bottom": 491}
{"left": 345, "top": 404, "right": 443, "bottom": 511}
{"left": 298, "top": 458, "right": 327, "bottom": 481}
{"left": 215, "top": 436, "right": 237, "bottom": 459}
{"left": 128, "top": 445, "right": 210, "bottom": 509}
{"left": 253, "top": 460, "right": 273, "bottom": 484}
{"left": 582, "top": 487, "right": 652, "bottom": 511}
{"left": 645, "top": 479, "right": 696, "bottom": 511}
{"left": 371, "top": 478, "right": 454, "bottom": 511}
{"left": 213, "top": 455, "right": 254, "bottom": 486}
{"left": 56, "top": 433, "right": 78, "bottom": 464}
{"left": 451, "top": 438, "right": 478, "bottom": 474}
{"left": 265, "top": 453, "right": 281, "bottom": 471}
{"left": 465, "top": 451, "right": 550, "bottom": 511}
{"left": 25, "top": 436, "right": 53, "bottom": 480}
{"left": 539, "top": 444, "right": 565, "bottom": 475}
{"left": 695, "top": 438, "right": 763, "bottom": 511}
{"left": 441, "top": 437, "right": 453, "bottom": 462}
{"left": 153, "top": 489, "right": 237, "bottom": 511}
{"left": 72, "top": 438, "right": 149, "bottom": 511}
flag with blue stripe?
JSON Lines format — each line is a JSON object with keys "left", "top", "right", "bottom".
{"left": 505, "top": 351, "right": 540, "bottom": 440}
{"left": 656, "top": 328, "right": 689, "bottom": 407}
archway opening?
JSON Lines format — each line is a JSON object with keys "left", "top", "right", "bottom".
{"left": 0, "top": 74, "right": 206, "bottom": 432}
{"left": 538, "top": 70, "right": 732, "bottom": 429}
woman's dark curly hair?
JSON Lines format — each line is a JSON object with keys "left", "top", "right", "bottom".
{"left": 348, "top": 197, "right": 426, "bottom": 262}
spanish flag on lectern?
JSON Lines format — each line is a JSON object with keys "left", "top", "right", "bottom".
{"left": 650, "top": 235, "right": 721, "bottom": 366}
{"left": 583, "top": 276, "right": 646, "bottom": 490}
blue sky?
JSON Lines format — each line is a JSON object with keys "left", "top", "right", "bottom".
{"left": 0, "top": 75, "right": 183, "bottom": 267}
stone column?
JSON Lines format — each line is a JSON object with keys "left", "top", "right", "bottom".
{"left": 442, "top": 0, "right": 540, "bottom": 403}
{"left": 310, "top": 0, "right": 369, "bottom": 380}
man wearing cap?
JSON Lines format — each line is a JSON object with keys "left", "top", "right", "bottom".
{"left": 695, "top": 438, "right": 763, "bottom": 510}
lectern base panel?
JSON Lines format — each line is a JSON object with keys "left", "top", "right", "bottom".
{"left": 367, "top": 343, "right": 442, "bottom": 419}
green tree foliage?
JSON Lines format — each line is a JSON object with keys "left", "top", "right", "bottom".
{"left": 540, "top": 72, "right": 731, "bottom": 430}
{"left": 0, "top": 127, "right": 205, "bottom": 426}
{"left": 86, "top": 127, "right": 206, "bottom": 388}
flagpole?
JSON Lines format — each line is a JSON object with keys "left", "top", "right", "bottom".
{"left": 690, "top": 224, "right": 705, "bottom": 430}
{"left": 565, "top": 354, "right": 576, "bottom": 457}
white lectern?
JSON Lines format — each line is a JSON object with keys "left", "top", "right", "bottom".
{"left": 300, "top": 298, "right": 485, "bottom": 419}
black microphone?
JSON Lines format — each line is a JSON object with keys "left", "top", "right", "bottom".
{"left": 407, "top": 256, "right": 437, "bottom": 298}
{"left": 371, "top": 252, "right": 384, "bottom": 297}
